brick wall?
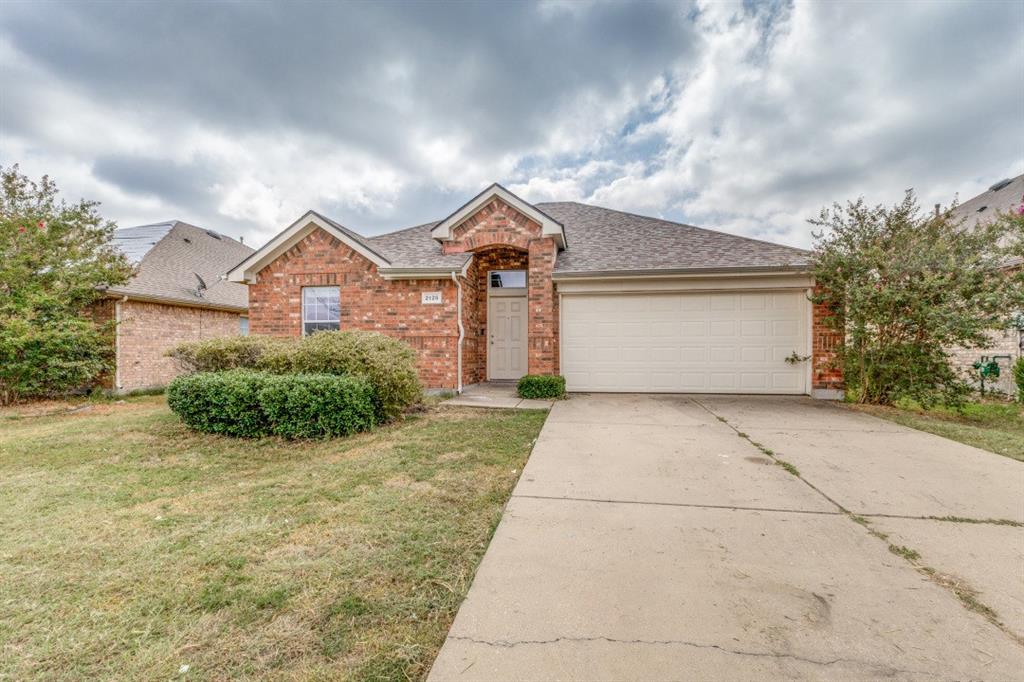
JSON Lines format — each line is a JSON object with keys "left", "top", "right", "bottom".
{"left": 116, "top": 299, "right": 243, "bottom": 391}
{"left": 950, "top": 329, "right": 1021, "bottom": 396}
{"left": 811, "top": 286, "right": 844, "bottom": 392}
{"left": 248, "top": 228, "right": 461, "bottom": 388}
{"left": 442, "top": 199, "right": 540, "bottom": 254}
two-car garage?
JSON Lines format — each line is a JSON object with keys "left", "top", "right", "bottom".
{"left": 559, "top": 281, "right": 812, "bottom": 395}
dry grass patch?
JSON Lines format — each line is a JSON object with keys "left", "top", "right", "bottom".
{"left": 850, "top": 400, "right": 1024, "bottom": 461}
{"left": 0, "top": 397, "right": 546, "bottom": 680}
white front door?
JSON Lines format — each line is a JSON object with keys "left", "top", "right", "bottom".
{"left": 488, "top": 297, "right": 528, "bottom": 380}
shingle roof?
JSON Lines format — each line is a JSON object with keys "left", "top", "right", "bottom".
{"left": 539, "top": 202, "right": 809, "bottom": 275}
{"left": 367, "top": 221, "right": 471, "bottom": 269}
{"left": 950, "top": 173, "right": 1023, "bottom": 265}
{"left": 951, "top": 174, "right": 1023, "bottom": 228}
{"left": 107, "top": 222, "right": 255, "bottom": 310}
{"left": 362, "top": 201, "right": 809, "bottom": 274}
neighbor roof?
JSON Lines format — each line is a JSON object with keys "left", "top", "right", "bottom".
{"left": 107, "top": 222, "right": 255, "bottom": 310}
{"left": 950, "top": 173, "right": 1023, "bottom": 265}
{"left": 952, "top": 173, "right": 1024, "bottom": 227}
{"left": 360, "top": 201, "right": 809, "bottom": 275}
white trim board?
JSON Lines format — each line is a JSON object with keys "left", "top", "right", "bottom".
{"left": 430, "top": 183, "right": 566, "bottom": 249}
{"left": 227, "top": 211, "right": 390, "bottom": 283}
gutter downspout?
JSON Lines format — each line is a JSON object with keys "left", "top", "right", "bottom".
{"left": 114, "top": 295, "right": 128, "bottom": 392}
{"left": 451, "top": 272, "right": 464, "bottom": 394}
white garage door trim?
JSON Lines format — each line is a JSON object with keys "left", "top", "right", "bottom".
{"left": 560, "top": 288, "right": 813, "bottom": 395}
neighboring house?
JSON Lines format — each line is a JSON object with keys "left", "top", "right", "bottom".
{"left": 228, "top": 184, "right": 843, "bottom": 397}
{"left": 948, "top": 173, "right": 1024, "bottom": 395}
{"left": 96, "top": 221, "right": 254, "bottom": 392}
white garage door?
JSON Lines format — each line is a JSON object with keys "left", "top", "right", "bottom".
{"left": 561, "top": 291, "right": 809, "bottom": 394}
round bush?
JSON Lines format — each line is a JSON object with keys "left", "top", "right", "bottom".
{"left": 258, "top": 373, "right": 375, "bottom": 439}
{"left": 271, "top": 331, "right": 422, "bottom": 422}
{"left": 166, "top": 335, "right": 293, "bottom": 373}
{"left": 516, "top": 374, "right": 566, "bottom": 400}
{"left": 167, "top": 370, "right": 271, "bottom": 438}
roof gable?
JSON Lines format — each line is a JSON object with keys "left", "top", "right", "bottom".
{"left": 227, "top": 210, "right": 390, "bottom": 283}
{"left": 430, "top": 183, "right": 566, "bottom": 249}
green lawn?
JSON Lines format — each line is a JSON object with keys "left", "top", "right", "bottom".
{"left": 0, "top": 396, "right": 547, "bottom": 680}
{"left": 852, "top": 400, "right": 1024, "bottom": 461}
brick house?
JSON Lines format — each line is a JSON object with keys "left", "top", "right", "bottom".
{"left": 947, "top": 174, "right": 1024, "bottom": 395}
{"left": 96, "top": 222, "right": 254, "bottom": 392}
{"left": 228, "top": 184, "right": 843, "bottom": 398}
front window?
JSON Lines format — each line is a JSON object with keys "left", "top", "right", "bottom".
{"left": 302, "top": 286, "right": 340, "bottom": 335}
{"left": 489, "top": 270, "right": 527, "bottom": 288}
{"left": 239, "top": 317, "right": 249, "bottom": 336}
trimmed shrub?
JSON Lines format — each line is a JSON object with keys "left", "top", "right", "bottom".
{"left": 1014, "top": 357, "right": 1024, "bottom": 403}
{"left": 166, "top": 335, "right": 293, "bottom": 373}
{"left": 258, "top": 373, "right": 375, "bottom": 439}
{"left": 167, "top": 370, "right": 270, "bottom": 438}
{"left": 275, "top": 331, "right": 422, "bottom": 421}
{"left": 517, "top": 374, "right": 566, "bottom": 400}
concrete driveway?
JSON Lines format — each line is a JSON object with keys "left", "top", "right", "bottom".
{"left": 429, "top": 394, "right": 1024, "bottom": 681}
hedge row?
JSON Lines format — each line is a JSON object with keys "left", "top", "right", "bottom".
{"left": 166, "top": 370, "right": 375, "bottom": 439}
{"left": 168, "top": 331, "right": 422, "bottom": 422}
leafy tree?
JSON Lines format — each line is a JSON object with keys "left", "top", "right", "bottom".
{"left": 0, "top": 164, "right": 134, "bottom": 403}
{"left": 810, "top": 190, "right": 1024, "bottom": 406}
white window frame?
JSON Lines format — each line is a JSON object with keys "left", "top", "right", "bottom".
{"left": 302, "top": 286, "right": 341, "bottom": 335}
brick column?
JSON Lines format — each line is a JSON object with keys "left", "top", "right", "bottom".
{"left": 527, "top": 238, "right": 558, "bottom": 375}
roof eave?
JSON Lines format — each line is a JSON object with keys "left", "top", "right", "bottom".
{"left": 551, "top": 264, "right": 811, "bottom": 281}
{"left": 379, "top": 258, "right": 473, "bottom": 280}
{"left": 101, "top": 289, "right": 248, "bottom": 313}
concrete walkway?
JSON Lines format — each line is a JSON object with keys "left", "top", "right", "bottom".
{"left": 429, "top": 394, "right": 1024, "bottom": 681}
{"left": 443, "top": 382, "right": 555, "bottom": 410}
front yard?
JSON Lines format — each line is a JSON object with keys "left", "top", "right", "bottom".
{"left": 851, "top": 400, "right": 1024, "bottom": 461}
{"left": 0, "top": 396, "right": 546, "bottom": 680}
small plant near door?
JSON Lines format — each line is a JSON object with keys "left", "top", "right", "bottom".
{"left": 517, "top": 374, "right": 566, "bottom": 399}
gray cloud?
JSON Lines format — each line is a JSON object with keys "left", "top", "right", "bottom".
{"left": 1, "top": 0, "right": 1021, "bottom": 249}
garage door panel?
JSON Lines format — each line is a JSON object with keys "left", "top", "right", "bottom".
{"left": 562, "top": 290, "right": 808, "bottom": 394}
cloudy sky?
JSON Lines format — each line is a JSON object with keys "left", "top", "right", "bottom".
{"left": 1, "top": 0, "right": 1021, "bottom": 248}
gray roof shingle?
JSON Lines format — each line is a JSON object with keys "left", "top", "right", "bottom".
{"left": 107, "top": 222, "right": 255, "bottom": 310}
{"left": 540, "top": 202, "right": 809, "bottom": 275}
{"left": 362, "top": 201, "right": 809, "bottom": 274}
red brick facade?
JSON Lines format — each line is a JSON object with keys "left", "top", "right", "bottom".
{"left": 249, "top": 228, "right": 461, "bottom": 388}
{"left": 246, "top": 199, "right": 563, "bottom": 390}
{"left": 108, "top": 299, "right": 244, "bottom": 391}
{"left": 811, "top": 286, "right": 844, "bottom": 391}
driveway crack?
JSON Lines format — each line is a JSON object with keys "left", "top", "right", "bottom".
{"left": 446, "top": 634, "right": 931, "bottom": 676}
{"left": 690, "top": 397, "right": 1022, "bottom": 649}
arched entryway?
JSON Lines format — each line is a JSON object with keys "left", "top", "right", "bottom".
{"left": 463, "top": 246, "right": 529, "bottom": 384}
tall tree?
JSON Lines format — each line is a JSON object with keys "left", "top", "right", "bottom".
{"left": 0, "top": 165, "right": 134, "bottom": 403}
{"left": 810, "top": 190, "right": 1024, "bottom": 406}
